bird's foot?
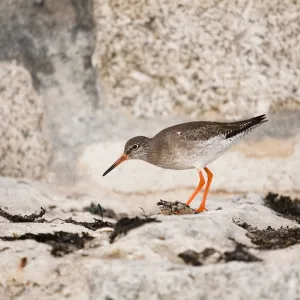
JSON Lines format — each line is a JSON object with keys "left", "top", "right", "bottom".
{"left": 196, "top": 206, "right": 208, "bottom": 213}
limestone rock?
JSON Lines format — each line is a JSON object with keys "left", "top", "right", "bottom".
{"left": 0, "top": 63, "right": 50, "bottom": 179}
{"left": 88, "top": 260, "right": 300, "bottom": 300}
{"left": 1, "top": 177, "right": 300, "bottom": 299}
{"left": 93, "top": 0, "right": 300, "bottom": 118}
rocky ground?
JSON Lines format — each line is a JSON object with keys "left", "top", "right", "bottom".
{"left": 0, "top": 178, "right": 300, "bottom": 300}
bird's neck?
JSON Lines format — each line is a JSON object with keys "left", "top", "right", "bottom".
{"left": 143, "top": 138, "right": 164, "bottom": 165}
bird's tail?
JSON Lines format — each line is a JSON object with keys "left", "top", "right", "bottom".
{"left": 225, "top": 114, "right": 268, "bottom": 139}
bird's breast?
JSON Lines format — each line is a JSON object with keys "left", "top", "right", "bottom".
{"left": 146, "top": 138, "right": 203, "bottom": 170}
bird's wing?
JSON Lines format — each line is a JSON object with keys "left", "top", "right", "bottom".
{"left": 157, "top": 115, "right": 267, "bottom": 142}
{"left": 169, "top": 122, "right": 229, "bottom": 141}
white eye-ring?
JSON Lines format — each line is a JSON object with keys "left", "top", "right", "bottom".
{"left": 132, "top": 144, "right": 139, "bottom": 150}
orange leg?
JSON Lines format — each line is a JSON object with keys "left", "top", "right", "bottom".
{"left": 186, "top": 170, "right": 205, "bottom": 206}
{"left": 196, "top": 167, "right": 213, "bottom": 213}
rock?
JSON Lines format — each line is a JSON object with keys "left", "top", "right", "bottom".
{"left": 0, "top": 176, "right": 131, "bottom": 217}
{"left": 94, "top": 195, "right": 299, "bottom": 262}
{"left": 0, "top": 63, "right": 50, "bottom": 179}
{"left": 93, "top": 0, "right": 300, "bottom": 118}
{"left": 84, "top": 195, "right": 300, "bottom": 299}
{"left": 1, "top": 177, "right": 300, "bottom": 299}
{"left": 87, "top": 260, "right": 300, "bottom": 300}
{"left": 0, "top": 0, "right": 98, "bottom": 184}
{"left": 0, "top": 240, "right": 91, "bottom": 300}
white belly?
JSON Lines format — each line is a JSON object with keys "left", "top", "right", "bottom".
{"left": 168, "top": 135, "right": 240, "bottom": 170}
{"left": 149, "top": 132, "right": 245, "bottom": 171}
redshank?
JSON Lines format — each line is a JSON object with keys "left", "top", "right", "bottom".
{"left": 103, "top": 114, "right": 267, "bottom": 212}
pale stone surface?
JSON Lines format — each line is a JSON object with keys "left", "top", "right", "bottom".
{"left": 93, "top": 0, "right": 300, "bottom": 118}
{"left": 1, "top": 178, "right": 300, "bottom": 299}
{"left": 0, "top": 176, "right": 134, "bottom": 216}
{"left": 92, "top": 194, "right": 300, "bottom": 262}
{"left": 88, "top": 261, "right": 300, "bottom": 300}
{"left": 0, "top": 240, "right": 91, "bottom": 300}
{"left": 0, "top": 63, "right": 50, "bottom": 179}
{"left": 0, "top": 222, "right": 98, "bottom": 238}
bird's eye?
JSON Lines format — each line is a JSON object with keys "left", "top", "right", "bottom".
{"left": 132, "top": 144, "right": 139, "bottom": 151}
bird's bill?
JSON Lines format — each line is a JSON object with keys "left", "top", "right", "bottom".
{"left": 102, "top": 154, "right": 128, "bottom": 176}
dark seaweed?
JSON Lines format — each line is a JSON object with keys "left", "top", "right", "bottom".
{"left": 110, "top": 216, "right": 159, "bottom": 243}
{"left": 246, "top": 226, "right": 300, "bottom": 250}
{"left": 264, "top": 192, "right": 300, "bottom": 223}
{"left": 64, "top": 217, "right": 113, "bottom": 231}
{"left": 223, "top": 241, "right": 261, "bottom": 262}
{"left": 83, "top": 203, "right": 127, "bottom": 220}
{"left": 0, "top": 231, "right": 93, "bottom": 257}
{"left": 178, "top": 241, "right": 261, "bottom": 267}
{"left": 0, "top": 207, "right": 46, "bottom": 222}
{"left": 234, "top": 219, "right": 300, "bottom": 250}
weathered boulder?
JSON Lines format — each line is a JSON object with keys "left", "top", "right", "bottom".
{"left": 0, "top": 63, "right": 50, "bottom": 179}
{"left": 93, "top": 0, "right": 300, "bottom": 118}
{"left": 1, "top": 178, "right": 300, "bottom": 300}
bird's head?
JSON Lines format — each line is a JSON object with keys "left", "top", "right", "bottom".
{"left": 102, "top": 136, "right": 150, "bottom": 176}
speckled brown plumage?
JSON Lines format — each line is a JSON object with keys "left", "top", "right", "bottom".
{"left": 155, "top": 114, "right": 267, "bottom": 142}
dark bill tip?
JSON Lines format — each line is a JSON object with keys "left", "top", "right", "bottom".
{"left": 102, "top": 154, "right": 128, "bottom": 176}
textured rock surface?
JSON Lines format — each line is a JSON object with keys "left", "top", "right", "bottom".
{"left": 88, "top": 261, "right": 300, "bottom": 300}
{"left": 1, "top": 178, "right": 300, "bottom": 299}
{"left": 0, "top": 0, "right": 98, "bottom": 181}
{"left": 0, "top": 63, "right": 50, "bottom": 179}
{"left": 93, "top": 0, "right": 300, "bottom": 118}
